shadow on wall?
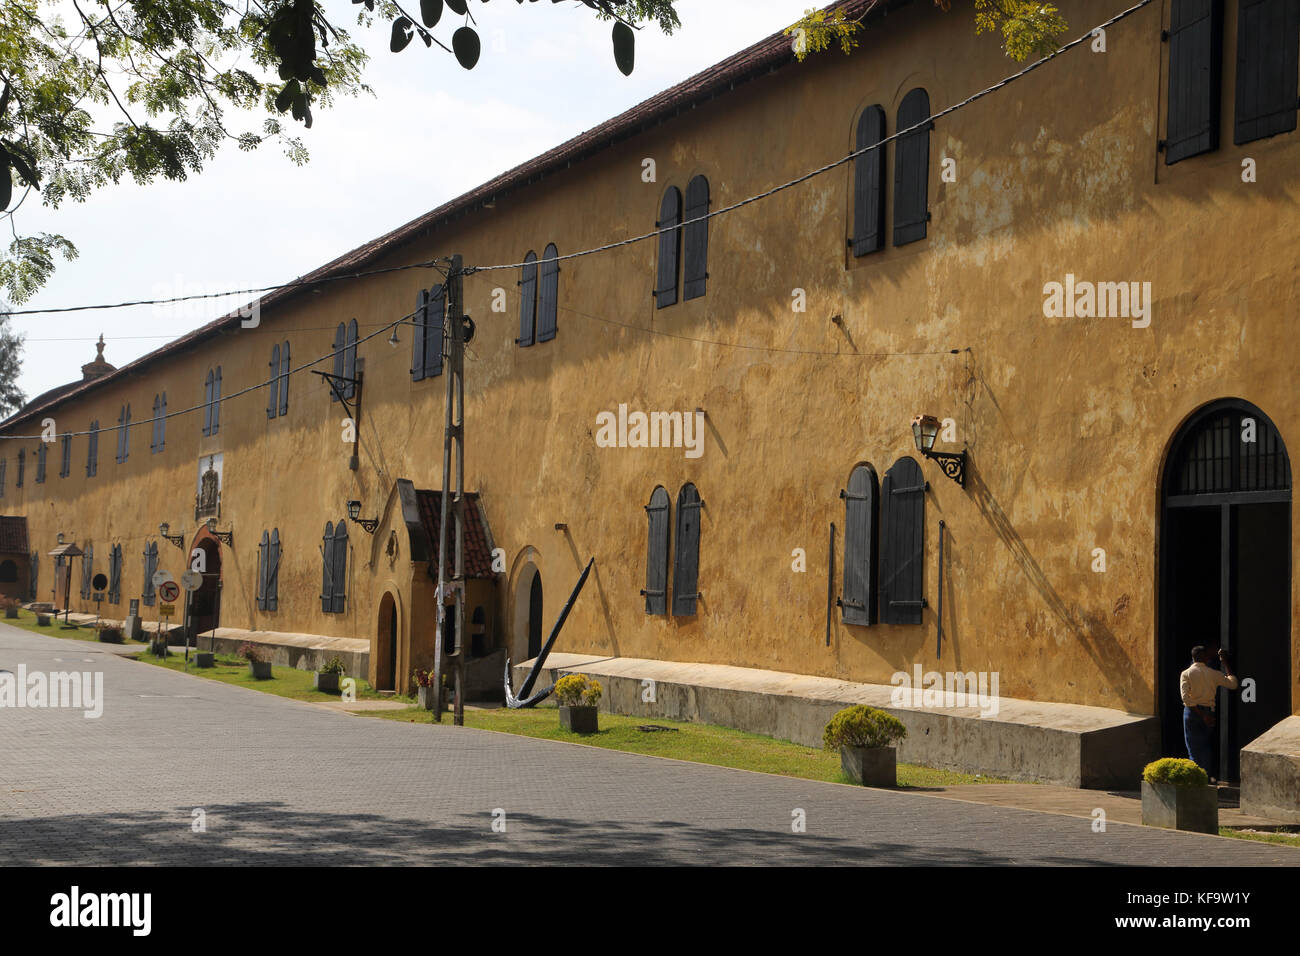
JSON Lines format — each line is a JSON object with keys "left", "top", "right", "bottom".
{"left": 964, "top": 456, "right": 1147, "bottom": 710}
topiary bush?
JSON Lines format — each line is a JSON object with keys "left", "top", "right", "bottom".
{"left": 823, "top": 705, "right": 908, "bottom": 751}
{"left": 1143, "top": 757, "right": 1209, "bottom": 788}
{"left": 555, "top": 673, "right": 602, "bottom": 707}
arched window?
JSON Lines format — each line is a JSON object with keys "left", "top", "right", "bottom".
{"left": 60, "top": 434, "right": 71, "bottom": 478}
{"left": 1167, "top": 405, "right": 1291, "bottom": 495}
{"left": 108, "top": 543, "right": 122, "bottom": 604}
{"left": 203, "top": 370, "right": 214, "bottom": 434}
{"left": 672, "top": 483, "right": 702, "bottom": 616}
{"left": 16, "top": 448, "right": 24, "bottom": 487}
{"left": 643, "top": 486, "right": 671, "bottom": 615}
{"left": 851, "top": 105, "right": 886, "bottom": 256}
{"left": 142, "top": 540, "right": 158, "bottom": 606}
{"left": 322, "top": 520, "right": 347, "bottom": 613}
{"left": 278, "top": 342, "right": 290, "bottom": 416}
{"left": 412, "top": 285, "right": 445, "bottom": 380}
{"left": 151, "top": 393, "right": 167, "bottom": 452}
{"left": 537, "top": 243, "right": 559, "bottom": 342}
{"left": 0, "top": 560, "right": 16, "bottom": 583}
{"left": 518, "top": 250, "right": 538, "bottom": 346}
{"left": 654, "top": 186, "right": 681, "bottom": 308}
{"left": 35, "top": 443, "right": 46, "bottom": 483}
{"left": 80, "top": 544, "right": 94, "bottom": 599}
{"left": 85, "top": 424, "right": 98, "bottom": 476}
{"left": 28, "top": 551, "right": 37, "bottom": 600}
{"left": 267, "top": 344, "right": 281, "bottom": 418}
{"left": 893, "top": 88, "right": 932, "bottom": 246}
{"left": 683, "top": 175, "right": 710, "bottom": 300}
{"left": 841, "top": 464, "right": 879, "bottom": 625}
{"left": 879, "top": 457, "right": 926, "bottom": 624}
{"left": 115, "top": 403, "right": 131, "bottom": 463}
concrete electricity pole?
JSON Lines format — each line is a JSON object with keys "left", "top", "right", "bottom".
{"left": 433, "top": 254, "right": 467, "bottom": 725}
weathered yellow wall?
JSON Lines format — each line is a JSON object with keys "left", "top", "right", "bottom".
{"left": 4, "top": 0, "right": 1297, "bottom": 713}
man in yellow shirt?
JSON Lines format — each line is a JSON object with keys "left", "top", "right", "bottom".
{"left": 1179, "top": 645, "right": 1239, "bottom": 781}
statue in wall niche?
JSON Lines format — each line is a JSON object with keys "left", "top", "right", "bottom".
{"left": 195, "top": 456, "right": 220, "bottom": 520}
{"left": 386, "top": 530, "right": 398, "bottom": 567}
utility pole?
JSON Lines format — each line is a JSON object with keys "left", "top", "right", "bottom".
{"left": 433, "top": 255, "right": 467, "bottom": 725}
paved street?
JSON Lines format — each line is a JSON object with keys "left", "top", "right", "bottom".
{"left": 1, "top": 623, "right": 1296, "bottom": 866}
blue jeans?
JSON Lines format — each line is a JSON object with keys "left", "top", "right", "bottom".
{"left": 1183, "top": 705, "right": 1214, "bottom": 774}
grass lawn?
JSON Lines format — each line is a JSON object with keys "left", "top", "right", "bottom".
{"left": 1, "top": 607, "right": 133, "bottom": 643}
{"left": 130, "top": 650, "right": 389, "bottom": 703}
{"left": 360, "top": 704, "right": 1014, "bottom": 788}
{"left": 1219, "top": 827, "right": 1300, "bottom": 848}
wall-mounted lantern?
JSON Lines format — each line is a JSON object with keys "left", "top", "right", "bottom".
{"left": 56, "top": 532, "right": 65, "bottom": 545}
{"left": 158, "top": 523, "right": 185, "bottom": 550}
{"left": 204, "top": 516, "right": 234, "bottom": 546}
{"left": 911, "top": 414, "right": 967, "bottom": 488}
{"left": 346, "top": 499, "right": 379, "bottom": 534}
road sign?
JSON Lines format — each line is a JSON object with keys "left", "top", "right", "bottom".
{"left": 158, "top": 580, "right": 180, "bottom": 603}
{"left": 92, "top": 572, "right": 108, "bottom": 592}
{"left": 180, "top": 570, "right": 203, "bottom": 592}
{"left": 152, "top": 569, "right": 173, "bottom": 589}
{"left": 159, "top": 603, "right": 175, "bottom": 618}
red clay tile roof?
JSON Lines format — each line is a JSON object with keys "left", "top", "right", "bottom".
{"left": 1, "top": 0, "right": 892, "bottom": 431}
{"left": 415, "top": 490, "right": 496, "bottom": 579}
{"left": 0, "top": 515, "right": 29, "bottom": 553}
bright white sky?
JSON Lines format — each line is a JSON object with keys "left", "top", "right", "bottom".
{"left": 11, "top": 1, "right": 817, "bottom": 399}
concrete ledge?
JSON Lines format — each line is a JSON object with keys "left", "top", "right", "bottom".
{"left": 1240, "top": 716, "right": 1300, "bottom": 824}
{"left": 513, "top": 653, "right": 1160, "bottom": 789}
{"left": 189, "top": 628, "right": 369, "bottom": 678}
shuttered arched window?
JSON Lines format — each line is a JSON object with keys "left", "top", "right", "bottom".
{"left": 537, "top": 243, "right": 559, "bottom": 343}
{"left": 426, "top": 285, "right": 445, "bottom": 377}
{"left": 152, "top": 396, "right": 166, "bottom": 453}
{"left": 257, "top": 530, "right": 270, "bottom": 611}
{"left": 322, "top": 520, "right": 347, "bottom": 613}
{"left": 879, "top": 457, "right": 926, "bottom": 625}
{"left": 60, "top": 435, "right": 71, "bottom": 478}
{"left": 115, "top": 404, "right": 131, "bottom": 463}
{"left": 851, "top": 105, "right": 886, "bottom": 256}
{"left": 683, "top": 175, "right": 710, "bottom": 300}
{"left": 211, "top": 368, "right": 222, "bottom": 433}
{"left": 29, "top": 551, "right": 38, "bottom": 600}
{"left": 1165, "top": 0, "right": 1223, "bottom": 163}
{"left": 268, "top": 345, "right": 281, "bottom": 418}
{"left": 331, "top": 324, "right": 346, "bottom": 401}
{"left": 142, "top": 541, "right": 158, "bottom": 607}
{"left": 85, "top": 425, "right": 97, "bottom": 476}
{"left": 279, "top": 342, "right": 290, "bottom": 416}
{"left": 1234, "top": 0, "right": 1298, "bottom": 145}
{"left": 518, "top": 251, "right": 538, "bottom": 347}
{"left": 672, "top": 483, "right": 702, "bottom": 616}
{"left": 344, "top": 318, "right": 359, "bottom": 399}
{"left": 0, "top": 458, "right": 7, "bottom": 496}
{"left": 81, "top": 544, "right": 94, "bottom": 599}
{"left": 893, "top": 88, "right": 932, "bottom": 246}
{"left": 108, "top": 544, "right": 122, "bottom": 604}
{"left": 654, "top": 186, "right": 681, "bottom": 309}
{"left": 841, "top": 464, "right": 879, "bottom": 625}
{"left": 321, "top": 522, "right": 334, "bottom": 611}
{"left": 15, "top": 449, "right": 22, "bottom": 487}
{"left": 35, "top": 443, "right": 46, "bottom": 483}
{"left": 643, "top": 486, "right": 670, "bottom": 615}
{"left": 268, "top": 529, "right": 281, "bottom": 611}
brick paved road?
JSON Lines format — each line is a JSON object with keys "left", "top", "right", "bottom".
{"left": 2, "top": 624, "right": 1296, "bottom": 865}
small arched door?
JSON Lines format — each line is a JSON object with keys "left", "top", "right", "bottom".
{"left": 528, "top": 572, "right": 543, "bottom": 659}
{"left": 189, "top": 536, "right": 222, "bottom": 637}
{"left": 376, "top": 592, "right": 398, "bottom": 691}
{"left": 1159, "top": 399, "right": 1292, "bottom": 783}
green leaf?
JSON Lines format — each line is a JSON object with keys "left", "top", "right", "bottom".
{"left": 612, "top": 22, "right": 635, "bottom": 75}
{"left": 452, "top": 26, "right": 480, "bottom": 69}
{"left": 391, "top": 17, "right": 415, "bottom": 53}
{"left": 420, "top": 0, "right": 444, "bottom": 28}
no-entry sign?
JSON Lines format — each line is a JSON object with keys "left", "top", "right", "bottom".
{"left": 158, "top": 580, "right": 180, "bottom": 603}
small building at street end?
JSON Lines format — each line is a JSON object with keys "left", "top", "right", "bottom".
{"left": 3, "top": 0, "right": 1298, "bottom": 818}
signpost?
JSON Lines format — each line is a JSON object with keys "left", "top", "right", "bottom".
{"left": 91, "top": 572, "right": 108, "bottom": 632}
{"left": 153, "top": 570, "right": 176, "bottom": 650}
{"left": 180, "top": 570, "right": 201, "bottom": 662}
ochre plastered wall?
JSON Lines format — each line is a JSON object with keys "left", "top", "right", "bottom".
{"left": 3, "top": 0, "right": 1297, "bottom": 715}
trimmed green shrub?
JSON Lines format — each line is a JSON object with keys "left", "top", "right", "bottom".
{"left": 823, "top": 705, "right": 907, "bottom": 750}
{"left": 1143, "top": 757, "right": 1209, "bottom": 788}
{"left": 319, "top": 656, "right": 346, "bottom": 676}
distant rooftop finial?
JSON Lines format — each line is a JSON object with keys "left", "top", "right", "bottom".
{"left": 82, "top": 333, "right": 116, "bottom": 382}
{"left": 96, "top": 333, "right": 105, "bottom": 359}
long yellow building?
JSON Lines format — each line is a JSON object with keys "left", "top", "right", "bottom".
{"left": 4, "top": 0, "right": 1297, "bottom": 814}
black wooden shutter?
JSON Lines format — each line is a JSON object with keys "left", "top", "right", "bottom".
{"left": 518, "top": 252, "right": 537, "bottom": 346}
{"left": 60, "top": 435, "right": 70, "bottom": 477}
{"left": 1234, "top": 0, "right": 1300, "bottom": 144}
{"left": 1166, "top": 0, "right": 1223, "bottom": 162}
{"left": 81, "top": 544, "right": 93, "bottom": 599}
{"left": 122, "top": 405, "right": 130, "bottom": 461}
{"left": 268, "top": 529, "right": 280, "bottom": 611}
{"left": 142, "top": 542, "right": 157, "bottom": 606}
{"left": 331, "top": 325, "right": 345, "bottom": 401}
{"left": 672, "top": 483, "right": 702, "bottom": 616}
{"left": 150, "top": 395, "right": 159, "bottom": 451}
{"left": 331, "top": 520, "right": 348, "bottom": 613}
{"left": 852, "top": 106, "right": 886, "bottom": 256}
{"left": 116, "top": 406, "right": 125, "bottom": 463}
{"left": 321, "top": 522, "right": 334, "bottom": 612}
{"left": 655, "top": 186, "right": 681, "bottom": 308}
{"left": 36, "top": 443, "right": 45, "bottom": 482}
{"left": 426, "top": 284, "right": 445, "bottom": 376}
{"left": 16, "top": 449, "right": 23, "bottom": 486}
{"left": 109, "top": 544, "right": 121, "bottom": 603}
{"left": 29, "top": 551, "right": 37, "bottom": 601}
{"left": 683, "top": 175, "right": 710, "bottom": 300}
{"left": 644, "top": 487, "right": 671, "bottom": 614}
{"left": 212, "top": 368, "right": 222, "bottom": 433}
{"left": 157, "top": 398, "right": 165, "bottom": 451}
{"left": 268, "top": 345, "right": 280, "bottom": 418}
{"left": 894, "top": 89, "right": 932, "bottom": 246}
{"left": 278, "top": 344, "right": 290, "bottom": 416}
{"left": 411, "top": 288, "right": 428, "bottom": 381}
{"left": 841, "top": 464, "right": 879, "bottom": 625}
{"left": 879, "top": 457, "right": 926, "bottom": 625}
{"left": 344, "top": 319, "right": 359, "bottom": 399}
{"left": 257, "top": 530, "right": 269, "bottom": 611}
{"left": 203, "top": 371, "right": 213, "bottom": 435}
{"left": 537, "top": 243, "right": 559, "bottom": 342}
{"left": 0, "top": 458, "right": 6, "bottom": 496}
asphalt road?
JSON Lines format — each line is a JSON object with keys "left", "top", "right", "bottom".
{"left": 2, "top": 623, "right": 1296, "bottom": 866}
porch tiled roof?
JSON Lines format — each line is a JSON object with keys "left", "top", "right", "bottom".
{"left": 415, "top": 490, "right": 496, "bottom": 579}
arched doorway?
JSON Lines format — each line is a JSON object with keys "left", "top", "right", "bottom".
{"left": 528, "top": 573, "right": 543, "bottom": 658}
{"left": 512, "top": 561, "right": 542, "bottom": 662}
{"left": 376, "top": 592, "right": 398, "bottom": 691}
{"left": 188, "top": 534, "right": 222, "bottom": 638}
{"left": 1158, "top": 399, "right": 1292, "bottom": 783}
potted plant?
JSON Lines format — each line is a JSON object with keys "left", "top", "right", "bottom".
{"left": 2, "top": 597, "right": 19, "bottom": 619}
{"left": 555, "top": 673, "right": 602, "bottom": 734}
{"left": 239, "top": 641, "right": 273, "bottom": 680}
{"left": 36, "top": 612, "right": 51, "bottom": 626}
{"left": 94, "top": 622, "right": 124, "bottom": 644}
{"left": 413, "top": 668, "right": 440, "bottom": 710}
{"left": 1141, "top": 757, "right": 1218, "bottom": 834}
{"left": 194, "top": 650, "right": 215, "bottom": 668}
{"left": 824, "top": 705, "right": 908, "bottom": 787}
{"left": 150, "top": 633, "right": 169, "bottom": 657}
{"left": 315, "top": 656, "right": 345, "bottom": 693}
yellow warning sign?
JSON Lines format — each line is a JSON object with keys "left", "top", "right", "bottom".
{"left": 159, "top": 603, "right": 175, "bottom": 618}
